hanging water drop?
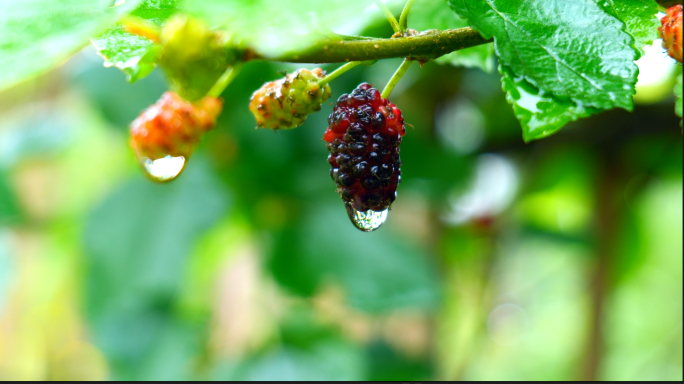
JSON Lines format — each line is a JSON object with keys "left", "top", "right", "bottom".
{"left": 139, "top": 155, "right": 186, "bottom": 182}
{"left": 345, "top": 203, "right": 388, "bottom": 232}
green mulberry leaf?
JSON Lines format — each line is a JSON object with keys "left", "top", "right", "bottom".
{"left": 448, "top": 0, "right": 639, "bottom": 110}
{"left": 593, "top": 0, "right": 660, "bottom": 58}
{"left": 500, "top": 64, "right": 602, "bottom": 142}
{"left": 92, "top": 0, "right": 179, "bottom": 82}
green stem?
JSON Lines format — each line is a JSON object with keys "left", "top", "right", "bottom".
{"left": 207, "top": 64, "right": 242, "bottom": 97}
{"left": 381, "top": 58, "right": 414, "bottom": 99}
{"left": 399, "top": 0, "right": 417, "bottom": 31}
{"left": 374, "top": 0, "right": 402, "bottom": 33}
{"left": 256, "top": 28, "right": 490, "bottom": 64}
{"left": 319, "top": 61, "right": 362, "bottom": 85}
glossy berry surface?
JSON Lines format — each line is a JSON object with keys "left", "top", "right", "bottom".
{"left": 659, "top": 5, "right": 682, "bottom": 63}
{"left": 323, "top": 83, "right": 406, "bottom": 212}
{"left": 249, "top": 68, "right": 331, "bottom": 130}
{"left": 130, "top": 91, "right": 223, "bottom": 160}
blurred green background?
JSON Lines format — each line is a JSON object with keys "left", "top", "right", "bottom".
{"left": 0, "top": 24, "right": 681, "bottom": 380}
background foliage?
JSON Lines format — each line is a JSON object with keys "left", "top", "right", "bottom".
{"left": 0, "top": 0, "right": 682, "bottom": 381}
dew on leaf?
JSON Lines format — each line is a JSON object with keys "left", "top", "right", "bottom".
{"left": 345, "top": 204, "right": 388, "bottom": 232}
{"left": 139, "top": 155, "right": 186, "bottom": 182}
{"left": 515, "top": 87, "right": 544, "bottom": 114}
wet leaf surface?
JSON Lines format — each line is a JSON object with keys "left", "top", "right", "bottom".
{"left": 499, "top": 64, "right": 601, "bottom": 142}
{"left": 449, "top": 0, "right": 639, "bottom": 110}
{"left": 0, "top": 0, "right": 142, "bottom": 91}
{"left": 92, "top": 0, "right": 179, "bottom": 82}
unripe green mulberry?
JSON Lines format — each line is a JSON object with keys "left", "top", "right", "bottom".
{"left": 159, "top": 15, "right": 241, "bottom": 101}
{"left": 249, "top": 68, "right": 332, "bottom": 130}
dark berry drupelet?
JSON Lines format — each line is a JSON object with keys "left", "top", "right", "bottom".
{"left": 323, "top": 83, "right": 406, "bottom": 212}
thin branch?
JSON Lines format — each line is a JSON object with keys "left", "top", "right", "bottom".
{"left": 374, "top": 0, "right": 402, "bottom": 33}
{"left": 580, "top": 155, "right": 621, "bottom": 381}
{"left": 253, "top": 27, "right": 490, "bottom": 64}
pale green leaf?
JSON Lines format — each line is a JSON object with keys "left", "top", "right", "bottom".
{"left": 182, "top": 0, "right": 375, "bottom": 57}
{"left": 0, "top": 0, "right": 142, "bottom": 91}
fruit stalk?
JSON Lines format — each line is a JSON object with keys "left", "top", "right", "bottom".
{"left": 319, "top": 61, "right": 362, "bottom": 86}
{"left": 207, "top": 64, "right": 242, "bottom": 97}
{"left": 381, "top": 58, "right": 414, "bottom": 99}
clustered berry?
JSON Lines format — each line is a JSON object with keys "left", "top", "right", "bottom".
{"left": 659, "top": 5, "right": 682, "bottom": 63}
{"left": 130, "top": 91, "right": 223, "bottom": 161}
{"left": 323, "top": 83, "right": 406, "bottom": 213}
{"left": 249, "top": 68, "right": 332, "bottom": 130}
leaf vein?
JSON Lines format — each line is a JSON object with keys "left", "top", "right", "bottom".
{"left": 483, "top": 0, "right": 605, "bottom": 92}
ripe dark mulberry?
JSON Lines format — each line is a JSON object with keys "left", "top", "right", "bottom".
{"left": 250, "top": 68, "right": 332, "bottom": 130}
{"left": 323, "top": 83, "right": 406, "bottom": 212}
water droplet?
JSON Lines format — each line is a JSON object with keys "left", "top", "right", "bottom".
{"left": 345, "top": 204, "right": 388, "bottom": 232}
{"left": 140, "top": 155, "right": 186, "bottom": 182}
{"left": 515, "top": 86, "right": 544, "bottom": 113}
